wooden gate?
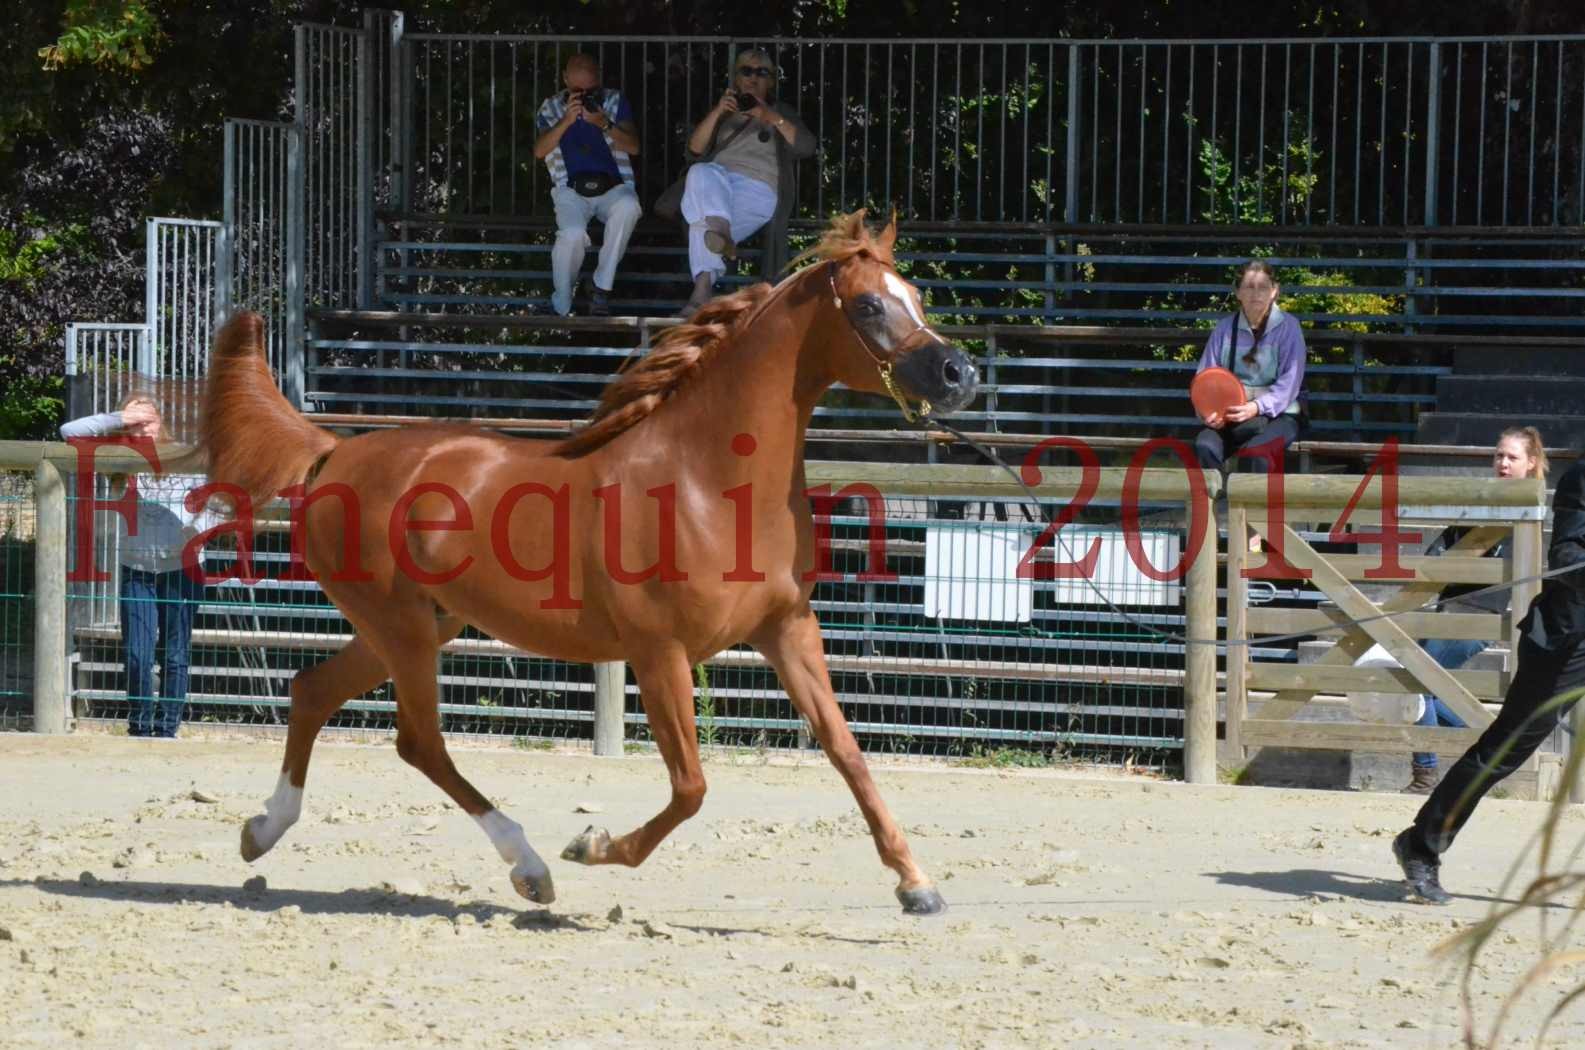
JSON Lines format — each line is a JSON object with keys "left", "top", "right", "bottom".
{"left": 1222, "top": 472, "right": 1546, "bottom": 773}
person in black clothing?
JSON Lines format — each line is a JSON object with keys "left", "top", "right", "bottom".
{"left": 1402, "top": 427, "right": 1549, "bottom": 795}
{"left": 1394, "top": 451, "right": 1585, "bottom": 904}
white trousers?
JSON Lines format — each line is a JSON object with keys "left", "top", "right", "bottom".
{"left": 680, "top": 163, "right": 778, "bottom": 279}
{"left": 550, "top": 183, "right": 643, "bottom": 315}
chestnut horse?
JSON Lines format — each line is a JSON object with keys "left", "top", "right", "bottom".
{"left": 201, "top": 210, "right": 977, "bottom": 914}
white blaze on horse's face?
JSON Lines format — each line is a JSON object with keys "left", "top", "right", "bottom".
{"left": 882, "top": 270, "right": 927, "bottom": 330}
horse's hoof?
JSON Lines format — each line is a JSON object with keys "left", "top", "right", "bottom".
{"left": 897, "top": 884, "right": 948, "bottom": 916}
{"left": 560, "top": 825, "right": 611, "bottom": 865}
{"left": 239, "top": 816, "right": 269, "bottom": 863}
{"left": 511, "top": 867, "right": 556, "bottom": 905}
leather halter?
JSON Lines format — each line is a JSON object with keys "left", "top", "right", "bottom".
{"left": 827, "top": 260, "right": 935, "bottom": 423}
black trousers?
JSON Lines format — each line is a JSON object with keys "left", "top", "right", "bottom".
{"left": 1408, "top": 633, "right": 1585, "bottom": 858}
{"left": 1194, "top": 414, "right": 1303, "bottom": 472}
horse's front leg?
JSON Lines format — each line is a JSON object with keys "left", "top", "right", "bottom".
{"left": 754, "top": 608, "right": 946, "bottom": 915}
{"left": 562, "top": 644, "right": 705, "bottom": 868}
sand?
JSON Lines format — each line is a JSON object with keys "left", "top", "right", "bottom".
{"left": 2, "top": 731, "right": 1583, "bottom": 1049}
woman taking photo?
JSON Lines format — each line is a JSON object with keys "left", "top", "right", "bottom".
{"left": 675, "top": 47, "right": 815, "bottom": 316}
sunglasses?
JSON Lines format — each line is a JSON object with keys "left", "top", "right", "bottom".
{"left": 737, "top": 65, "right": 773, "bottom": 78}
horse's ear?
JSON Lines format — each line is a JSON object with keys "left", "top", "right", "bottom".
{"left": 877, "top": 210, "right": 899, "bottom": 258}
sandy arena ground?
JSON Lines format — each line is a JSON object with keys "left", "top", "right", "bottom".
{"left": 2, "top": 732, "right": 1584, "bottom": 1049}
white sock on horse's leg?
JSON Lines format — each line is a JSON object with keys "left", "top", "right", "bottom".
{"left": 245, "top": 770, "right": 303, "bottom": 857}
{"left": 475, "top": 810, "right": 555, "bottom": 904}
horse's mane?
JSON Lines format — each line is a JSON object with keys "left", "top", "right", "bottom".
{"left": 553, "top": 209, "right": 889, "bottom": 459}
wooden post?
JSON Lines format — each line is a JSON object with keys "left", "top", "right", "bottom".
{"left": 32, "top": 460, "right": 69, "bottom": 734}
{"left": 1183, "top": 484, "right": 1217, "bottom": 784}
{"left": 591, "top": 661, "right": 625, "bottom": 757}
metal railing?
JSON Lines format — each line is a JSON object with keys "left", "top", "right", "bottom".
{"left": 386, "top": 31, "right": 1585, "bottom": 228}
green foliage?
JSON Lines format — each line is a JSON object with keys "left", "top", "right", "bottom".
{"left": 38, "top": 1, "right": 163, "bottom": 73}
{"left": 694, "top": 663, "right": 718, "bottom": 748}
{"left": 0, "top": 375, "right": 65, "bottom": 442}
{"left": 955, "top": 744, "right": 1061, "bottom": 769}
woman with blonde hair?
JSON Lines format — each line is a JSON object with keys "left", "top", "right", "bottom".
{"left": 1401, "top": 426, "right": 1549, "bottom": 794}
{"left": 675, "top": 46, "right": 816, "bottom": 315}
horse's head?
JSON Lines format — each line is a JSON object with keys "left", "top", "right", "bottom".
{"left": 818, "top": 211, "right": 979, "bottom": 420}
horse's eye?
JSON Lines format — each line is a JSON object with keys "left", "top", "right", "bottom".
{"left": 854, "top": 294, "right": 883, "bottom": 317}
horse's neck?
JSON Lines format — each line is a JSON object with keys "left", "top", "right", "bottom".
{"left": 652, "top": 292, "right": 830, "bottom": 489}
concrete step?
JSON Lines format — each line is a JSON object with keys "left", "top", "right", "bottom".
{"left": 1435, "top": 374, "right": 1585, "bottom": 417}
{"left": 1417, "top": 412, "right": 1585, "bottom": 449}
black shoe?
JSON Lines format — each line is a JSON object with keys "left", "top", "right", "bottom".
{"left": 1392, "top": 829, "right": 1452, "bottom": 905}
{"left": 589, "top": 288, "right": 611, "bottom": 317}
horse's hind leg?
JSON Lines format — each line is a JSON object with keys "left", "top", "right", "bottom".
{"left": 754, "top": 608, "right": 945, "bottom": 915}
{"left": 562, "top": 644, "right": 704, "bottom": 868}
{"left": 374, "top": 616, "right": 555, "bottom": 905}
{"left": 241, "top": 633, "right": 391, "bottom": 862}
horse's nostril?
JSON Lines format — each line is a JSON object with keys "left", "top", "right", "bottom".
{"left": 942, "top": 362, "right": 961, "bottom": 386}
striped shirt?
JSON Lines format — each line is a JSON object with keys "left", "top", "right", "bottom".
{"left": 535, "top": 89, "right": 636, "bottom": 190}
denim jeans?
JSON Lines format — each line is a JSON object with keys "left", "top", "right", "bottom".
{"left": 1412, "top": 636, "right": 1488, "bottom": 767}
{"left": 120, "top": 566, "right": 204, "bottom": 737}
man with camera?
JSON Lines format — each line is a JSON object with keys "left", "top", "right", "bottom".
{"left": 533, "top": 53, "right": 642, "bottom": 317}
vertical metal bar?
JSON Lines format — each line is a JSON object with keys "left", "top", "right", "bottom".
{"left": 908, "top": 42, "right": 918, "bottom": 217}
{"left": 220, "top": 127, "right": 234, "bottom": 320}
{"left": 389, "top": 13, "right": 406, "bottom": 218}
{"left": 1233, "top": 46, "right": 1243, "bottom": 221}
{"left": 1279, "top": 44, "right": 1290, "bottom": 224}
{"left": 1209, "top": 44, "right": 1219, "bottom": 222}
{"left": 1136, "top": 44, "right": 1146, "bottom": 222}
{"left": 488, "top": 39, "right": 498, "bottom": 214}
{"left": 466, "top": 37, "right": 476, "bottom": 214}
{"left": 1329, "top": 43, "right": 1338, "bottom": 223}
{"left": 1424, "top": 42, "right": 1441, "bottom": 227}
{"left": 143, "top": 218, "right": 157, "bottom": 376}
{"left": 1161, "top": 45, "right": 1171, "bottom": 224}
{"left": 954, "top": 43, "right": 962, "bottom": 217}
{"left": 1402, "top": 44, "right": 1414, "bottom": 227}
{"left": 862, "top": 43, "right": 871, "bottom": 208}
{"left": 1091, "top": 44, "right": 1099, "bottom": 221}
{"left": 1022, "top": 42, "right": 1032, "bottom": 223}
{"left": 1065, "top": 43, "right": 1080, "bottom": 224}
{"left": 357, "top": 16, "right": 375, "bottom": 309}
{"left": 885, "top": 43, "right": 894, "bottom": 210}
{"left": 1377, "top": 42, "right": 1387, "bottom": 226}
{"left": 1527, "top": 40, "right": 1538, "bottom": 226}
{"left": 1304, "top": 44, "right": 1314, "bottom": 224}
{"left": 1184, "top": 43, "right": 1195, "bottom": 223}
{"left": 1478, "top": 43, "right": 1488, "bottom": 224}
{"left": 1354, "top": 42, "right": 1363, "bottom": 224}
{"left": 1502, "top": 42, "right": 1513, "bottom": 225}
{"left": 1578, "top": 41, "right": 1585, "bottom": 226}
{"left": 1553, "top": 42, "right": 1563, "bottom": 224}
{"left": 1452, "top": 44, "right": 1463, "bottom": 225}
{"left": 840, "top": 45, "right": 849, "bottom": 209}
{"left": 1113, "top": 45, "right": 1122, "bottom": 222}
{"left": 285, "top": 123, "right": 306, "bottom": 408}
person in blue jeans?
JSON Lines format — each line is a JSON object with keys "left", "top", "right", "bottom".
{"left": 1404, "top": 426, "right": 1548, "bottom": 793}
{"left": 61, "top": 395, "right": 220, "bottom": 737}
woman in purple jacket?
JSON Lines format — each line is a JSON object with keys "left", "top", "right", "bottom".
{"left": 1192, "top": 260, "right": 1308, "bottom": 473}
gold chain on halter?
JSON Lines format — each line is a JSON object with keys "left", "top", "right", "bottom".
{"left": 878, "top": 362, "right": 930, "bottom": 423}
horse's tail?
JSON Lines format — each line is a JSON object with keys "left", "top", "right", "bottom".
{"left": 202, "top": 312, "right": 338, "bottom": 510}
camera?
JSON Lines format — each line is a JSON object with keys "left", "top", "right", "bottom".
{"left": 734, "top": 92, "right": 758, "bottom": 110}
{"left": 573, "top": 87, "right": 606, "bottom": 108}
